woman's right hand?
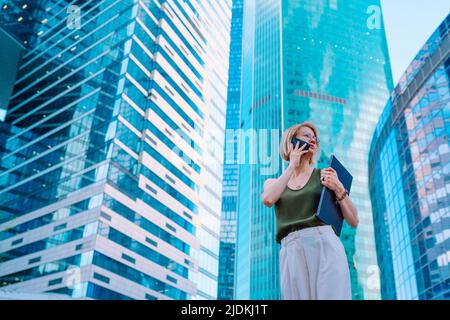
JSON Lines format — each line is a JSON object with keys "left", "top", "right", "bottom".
{"left": 288, "top": 141, "right": 310, "bottom": 170}
{"left": 262, "top": 140, "right": 309, "bottom": 208}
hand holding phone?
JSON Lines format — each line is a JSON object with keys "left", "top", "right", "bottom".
{"left": 289, "top": 137, "right": 312, "bottom": 170}
{"left": 291, "top": 137, "right": 311, "bottom": 151}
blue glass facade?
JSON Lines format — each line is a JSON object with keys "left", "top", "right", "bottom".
{"left": 0, "top": 0, "right": 231, "bottom": 300}
{"left": 235, "top": 0, "right": 393, "bottom": 299}
{"left": 369, "top": 14, "right": 450, "bottom": 300}
{"left": 0, "top": 25, "right": 24, "bottom": 120}
{"left": 217, "top": 0, "right": 243, "bottom": 300}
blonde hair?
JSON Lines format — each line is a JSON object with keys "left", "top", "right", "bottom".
{"left": 280, "top": 122, "right": 320, "bottom": 165}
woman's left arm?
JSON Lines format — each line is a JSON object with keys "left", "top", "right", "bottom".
{"left": 320, "top": 168, "right": 359, "bottom": 228}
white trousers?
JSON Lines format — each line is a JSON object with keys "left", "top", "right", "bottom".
{"left": 279, "top": 225, "right": 352, "bottom": 300}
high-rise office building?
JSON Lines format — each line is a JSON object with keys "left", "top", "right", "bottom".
{"left": 0, "top": 0, "right": 230, "bottom": 300}
{"left": 0, "top": 26, "right": 24, "bottom": 121}
{"left": 369, "top": 14, "right": 450, "bottom": 300}
{"left": 217, "top": 0, "right": 243, "bottom": 300}
{"left": 235, "top": 0, "right": 393, "bottom": 299}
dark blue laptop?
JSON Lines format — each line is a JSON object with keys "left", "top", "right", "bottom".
{"left": 315, "top": 154, "right": 353, "bottom": 236}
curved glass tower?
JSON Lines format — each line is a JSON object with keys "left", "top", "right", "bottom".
{"left": 369, "top": 14, "right": 450, "bottom": 300}
{"left": 235, "top": 0, "right": 393, "bottom": 299}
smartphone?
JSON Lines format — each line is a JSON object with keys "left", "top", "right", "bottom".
{"left": 291, "top": 137, "right": 311, "bottom": 151}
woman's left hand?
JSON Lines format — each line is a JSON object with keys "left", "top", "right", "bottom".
{"left": 320, "top": 167, "right": 344, "bottom": 193}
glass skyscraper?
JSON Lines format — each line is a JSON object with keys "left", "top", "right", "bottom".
{"left": 0, "top": 25, "right": 24, "bottom": 121}
{"left": 217, "top": 0, "right": 243, "bottom": 300}
{"left": 235, "top": 0, "right": 393, "bottom": 299}
{"left": 0, "top": 0, "right": 230, "bottom": 300}
{"left": 369, "top": 14, "right": 450, "bottom": 300}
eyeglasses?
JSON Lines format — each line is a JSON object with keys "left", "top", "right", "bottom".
{"left": 300, "top": 133, "right": 319, "bottom": 143}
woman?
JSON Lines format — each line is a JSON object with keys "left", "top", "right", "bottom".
{"left": 261, "top": 122, "right": 359, "bottom": 300}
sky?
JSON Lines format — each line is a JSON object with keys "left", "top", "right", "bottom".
{"left": 380, "top": 0, "right": 450, "bottom": 85}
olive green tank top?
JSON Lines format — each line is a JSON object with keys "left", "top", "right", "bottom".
{"left": 274, "top": 168, "right": 326, "bottom": 243}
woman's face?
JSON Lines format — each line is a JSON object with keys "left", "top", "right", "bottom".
{"left": 294, "top": 127, "right": 318, "bottom": 154}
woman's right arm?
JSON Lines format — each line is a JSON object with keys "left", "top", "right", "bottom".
{"left": 261, "top": 165, "right": 295, "bottom": 208}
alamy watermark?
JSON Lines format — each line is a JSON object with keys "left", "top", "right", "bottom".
{"left": 65, "top": 265, "right": 82, "bottom": 290}
{"left": 366, "top": 5, "right": 381, "bottom": 30}
{"left": 366, "top": 265, "right": 381, "bottom": 291}
{"left": 168, "top": 128, "right": 319, "bottom": 177}
{"left": 67, "top": 5, "right": 81, "bottom": 30}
